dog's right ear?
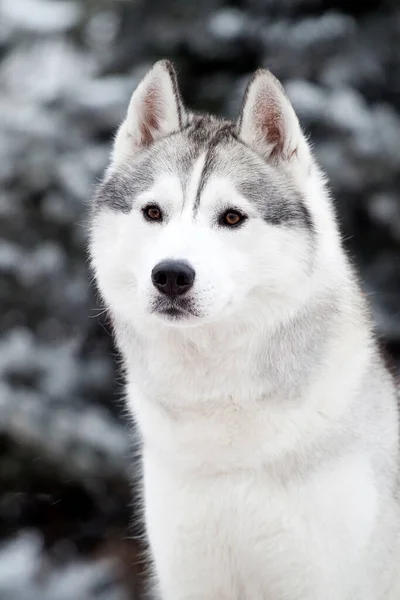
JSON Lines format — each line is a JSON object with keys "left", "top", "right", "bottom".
{"left": 112, "top": 60, "right": 184, "bottom": 165}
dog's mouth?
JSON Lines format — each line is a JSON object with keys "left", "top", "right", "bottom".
{"left": 158, "top": 306, "right": 187, "bottom": 320}
{"left": 150, "top": 297, "right": 201, "bottom": 321}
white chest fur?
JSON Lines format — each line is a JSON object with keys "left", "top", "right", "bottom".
{"left": 141, "top": 432, "right": 383, "bottom": 600}
{"left": 121, "top": 323, "right": 399, "bottom": 600}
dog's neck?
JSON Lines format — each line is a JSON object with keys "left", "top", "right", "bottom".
{"left": 113, "top": 285, "right": 373, "bottom": 475}
{"left": 114, "top": 284, "right": 365, "bottom": 411}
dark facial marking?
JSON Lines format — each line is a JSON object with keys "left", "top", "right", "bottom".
{"left": 189, "top": 118, "right": 239, "bottom": 214}
{"left": 93, "top": 174, "right": 136, "bottom": 213}
{"left": 193, "top": 150, "right": 217, "bottom": 215}
{"left": 238, "top": 177, "right": 314, "bottom": 231}
{"left": 94, "top": 152, "right": 156, "bottom": 213}
{"left": 181, "top": 112, "right": 314, "bottom": 231}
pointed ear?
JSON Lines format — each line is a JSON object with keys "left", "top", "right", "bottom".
{"left": 237, "top": 69, "right": 307, "bottom": 165}
{"left": 112, "top": 60, "right": 184, "bottom": 163}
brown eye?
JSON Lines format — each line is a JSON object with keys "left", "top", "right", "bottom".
{"left": 220, "top": 210, "right": 246, "bottom": 227}
{"left": 143, "top": 205, "right": 162, "bottom": 222}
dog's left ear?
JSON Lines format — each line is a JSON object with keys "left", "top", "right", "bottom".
{"left": 238, "top": 69, "right": 307, "bottom": 165}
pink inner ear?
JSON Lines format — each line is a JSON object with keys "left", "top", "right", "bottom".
{"left": 140, "top": 85, "right": 161, "bottom": 146}
{"left": 255, "top": 95, "right": 285, "bottom": 159}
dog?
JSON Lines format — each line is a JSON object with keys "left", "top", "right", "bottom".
{"left": 89, "top": 60, "right": 400, "bottom": 599}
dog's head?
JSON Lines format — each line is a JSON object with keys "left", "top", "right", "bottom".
{"left": 90, "top": 61, "right": 334, "bottom": 331}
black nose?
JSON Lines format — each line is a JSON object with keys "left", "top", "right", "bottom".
{"left": 151, "top": 260, "right": 195, "bottom": 298}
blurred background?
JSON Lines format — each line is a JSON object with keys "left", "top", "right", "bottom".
{"left": 0, "top": 0, "right": 399, "bottom": 597}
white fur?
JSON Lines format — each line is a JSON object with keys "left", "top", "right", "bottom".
{"left": 90, "top": 62, "right": 400, "bottom": 599}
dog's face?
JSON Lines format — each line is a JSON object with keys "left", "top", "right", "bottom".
{"left": 90, "top": 61, "right": 320, "bottom": 330}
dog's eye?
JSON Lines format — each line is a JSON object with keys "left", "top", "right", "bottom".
{"left": 220, "top": 210, "right": 246, "bottom": 227}
{"left": 143, "top": 204, "right": 162, "bottom": 222}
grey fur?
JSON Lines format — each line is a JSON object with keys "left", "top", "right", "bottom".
{"left": 94, "top": 112, "right": 314, "bottom": 232}
{"left": 94, "top": 151, "right": 156, "bottom": 213}
{"left": 94, "top": 171, "right": 150, "bottom": 214}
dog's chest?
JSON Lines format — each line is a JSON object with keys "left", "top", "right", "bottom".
{"left": 144, "top": 449, "right": 378, "bottom": 599}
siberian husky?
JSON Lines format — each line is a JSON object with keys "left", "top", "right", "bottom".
{"left": 89, "top": 60, "right": 400, "bottom": 599}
